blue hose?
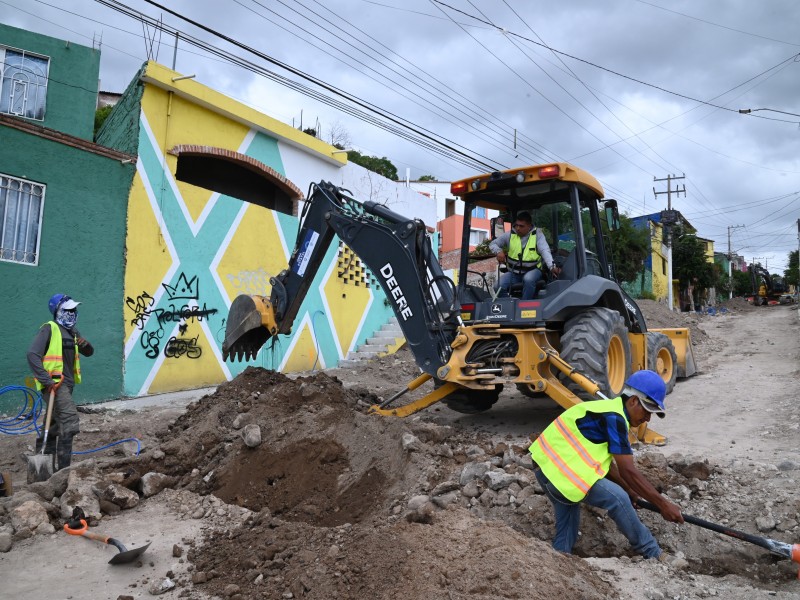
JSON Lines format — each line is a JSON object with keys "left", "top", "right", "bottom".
{"left": 0, "top": 386, "right": 141, "bottom": 456}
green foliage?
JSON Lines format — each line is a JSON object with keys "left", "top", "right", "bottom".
{"left": 672, "top": 225, "right": 715, "bottom": 291}
{"left": 470, "top": 239, "right": 494, "bottom": 261}
{"left": 608, "top": 215, "right": 650, "bottom": 284}
{"left": 418, "top": 174, "right": 437, "bottom": 181}
{"left": 94, "top": 105, "right": 114, "bottom": 137}
{"left": 302, "top": 127, "right": 318, "bottom": 138}
{"left": 732, "top": 269, "right": 752, "bottom": 296}
{"left": 784, "top": 250, "right": 799, "bottom": 288}
{"left": 347, "top": 150, "right": 399, "bottom": 180}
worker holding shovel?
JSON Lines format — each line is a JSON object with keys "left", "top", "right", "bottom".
{"left": 530, "top": 370, "right": 684, "bottom": 562}
{"left": 27, "top": 294, "right": 94, "bottom": 472}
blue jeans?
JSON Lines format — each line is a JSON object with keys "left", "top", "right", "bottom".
{"left": 534, "top": 468, "right": 661, "bottom": 558}
{"left": 497, "top": 268, "right": 543, "bottom": 299}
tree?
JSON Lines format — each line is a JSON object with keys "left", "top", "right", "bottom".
{"left": 94, "top": 105, "right": 113, "bottom": 138}
{"left": 671, "top": 225, "right": 715, "bottom": 309}
{"left": 608, "top": 215, "right": 650, "bottom": 285}
{"left": 784, "top": 250, "right": 799, "bottom": 289}
{"left": 346, "top": 150, "right": 398, "bottom": 180}
{"left": 418, "top": 174, "right": 437, "bottom": 182}
{"left": 327, "top": 120, "right": 351, "bottom": 150}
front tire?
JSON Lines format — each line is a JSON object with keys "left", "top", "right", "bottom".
{"left": 646, "top": 332, "right": 677, "bottom": 394}
{"left": 559, "top": 307, "right": 632, "bottom": 399}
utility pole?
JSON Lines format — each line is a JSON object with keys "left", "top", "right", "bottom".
{"left": 654, "top": 174, "right": 686, "bottom": 311}
{"left": 727, "top": 225, "right": 744, "bottom": 299}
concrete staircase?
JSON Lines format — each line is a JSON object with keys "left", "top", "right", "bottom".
{"left": 337, "top": 317, "right": 405, "bottom": 368}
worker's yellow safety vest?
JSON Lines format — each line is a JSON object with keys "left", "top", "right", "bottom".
{"left": 529, "top": 398, "right": 628, "bottom": 502}
{"left": 35, "top": 321, "right": 81, "bottom": 390}
{"left": 508, "top": 230, "right": 541, "bottom": 271}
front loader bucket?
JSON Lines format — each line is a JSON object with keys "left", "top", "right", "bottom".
{"left": 222, "top": 295, "right": 276, "bottom": 362}
{"left": 652, "top": 328, "right": 696, "bottom": 378}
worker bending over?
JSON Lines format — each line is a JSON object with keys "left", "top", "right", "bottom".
{"left": 529, "top": 370, "right": 684, "bottom": 561}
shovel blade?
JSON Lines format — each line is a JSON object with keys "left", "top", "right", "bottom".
{"left": 26, "top": 453, "right": 55, "bottom": 483}
{"left": 109, "top": 541, "right": 151, "bottom": 565}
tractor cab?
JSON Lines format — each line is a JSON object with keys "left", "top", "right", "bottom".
{"left": 450, "top": 163, "right": 639, "bottom": 332}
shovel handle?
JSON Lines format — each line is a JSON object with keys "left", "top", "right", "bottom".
{"left": 63, "top": 520, "right": 127, "bottom": 553}
{"left": 637, "top": 499, "right": 793, "bottom": 558}
{"left": 40, "top": 389, "right": 56, "bottom": 452}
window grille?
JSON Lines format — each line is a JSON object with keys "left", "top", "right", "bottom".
{"left": 0, "top": 174, "right": 45, "bottom": 265}
{"left": 0, "top": 47, "right": 49, "bottom": 120}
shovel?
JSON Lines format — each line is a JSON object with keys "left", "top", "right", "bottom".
{"left": 26, "top": 388, "right": 56, "bottom": 483}
{"left": 638, "top": 499, "right": 800, "bottom": 577}
{"left": 64, "top": 508, "right": 151, "bottom": 565}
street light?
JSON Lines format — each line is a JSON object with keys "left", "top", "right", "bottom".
{"left": 738, "top": 108, "right": 800, "bottom": 118}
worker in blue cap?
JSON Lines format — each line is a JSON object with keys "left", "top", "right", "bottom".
{"left": 529, "top": 369, "right": 684, "bottom": 562}
{"left": 27, "top": 294, "right": 94, "bottom": 471}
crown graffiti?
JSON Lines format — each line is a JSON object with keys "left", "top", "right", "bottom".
{"left": 163, "top": 272, "right": 199, "bottom": 301}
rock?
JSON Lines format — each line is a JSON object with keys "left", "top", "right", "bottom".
{"left": 99, "top": 498, "right": 122, "bottom": 516}
{"left": 401, "top": 433, "right": 422, "bottom": 452}
{"left": 140, "top": 472, "right": 177, "bottom": 498}
{"left": 407, "top": 495, "right": 431, "bottom": 511}
{"left": 149, "top": 577, "right": 175, "bottom": 595}
{"left": 755, "top": 515, "right": 776, "bottom": 532}
{"left": 173, "top": 544, "right": 183, "bottom": 557}
{"left": 10, "top": 500, "right": 50, "bottom": 534}
{"left": 432, "top": 492, "right": 459, "bottom": 508}
{"left": 223, "top": 583, "right": 242, "bottom": 597}
{"left": 191, "top": 571, "right": 208, "bottom": 584}
{"left": 60, "top": 468, "right": 102, "bottom": 520}
{"left": 678, "top": 461, "right": 712, "bottom": 480}
{"left": 152, "top": 449, "right": 165, "bottom": 460}
{"left": 94, "top": 481, "right": 140, "bottom": 509}
{"left": 232, "top": 413, "right": 252, "bottom": 429}
{"left": 408, "top": 421, "right": 453, "bottom": 444}
{"left": 483, "top": 470, "right": 517, "bottom": 491}
{"left": 666, "top": 484, "right": 691, "bottom": 502}
{"left": 777, "top": 460, "right": 799, "bottom": 471}
{"left": 459, "top": 462, "right": 491, "bottom": 486}
{"left": 0, "top": 531, "right": 12, "bottom": 552}
{"left": 431, "top": 481, "right": 460, "bottom": 496}
{"left": 461, "top": 480, "right": 480, "bottom": 499}
{"left": 242, "top": 424, "right": 262, "bottom": 448}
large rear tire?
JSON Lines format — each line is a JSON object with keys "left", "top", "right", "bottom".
{"left": 435, "top": 381, "right": 503, "bottom": 414}
{"left": 516, "top": 383, "right": 545, "bottom": 398}
{"left": 559, "top": 307, "right": 632, "bottom": 399}
{"left": 646, "top": 332, "right": 677, "bottom": 394}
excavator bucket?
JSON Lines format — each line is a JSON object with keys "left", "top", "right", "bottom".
{"left": 222, "top": 295, "right": 278, "bottom": 361}
{"left": 651, "top": 327, "right": 696, "bottom": 378}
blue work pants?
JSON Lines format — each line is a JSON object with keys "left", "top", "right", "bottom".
{"left": 534, "top": 468, "right": 661, "bottom": 558}
{"left": 497, "top": 268, "right": 543, "bottom": 299}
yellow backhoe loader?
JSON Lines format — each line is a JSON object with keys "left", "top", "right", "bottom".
{"left": 223, "top": 163, "right": 696, "bottom": 444}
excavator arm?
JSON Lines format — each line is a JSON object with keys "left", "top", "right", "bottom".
{"left": 223, "top": 181, "right": 460, "bottom": 374}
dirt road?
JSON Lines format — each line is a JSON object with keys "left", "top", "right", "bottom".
{"left": 1, "top": 301, "right": 799, "bottom": 599}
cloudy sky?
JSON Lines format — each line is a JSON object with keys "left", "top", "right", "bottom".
{"left": 4, "top": 0, "right": 799, "bottom": 273}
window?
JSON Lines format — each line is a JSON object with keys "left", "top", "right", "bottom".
{"left": 445, "top": 199, "right": 455, "bottom": 218}
{"left": 471, "top": 206, "right": 486, "bottom": 219}
{"left": 469, "top": 229, "right": 488, "bottom": 246}
{"left": 0, "top": 47, "right": 49, "bottom": 120}
{"left": 0, "top": 174, "right": 45, "bottom": 265}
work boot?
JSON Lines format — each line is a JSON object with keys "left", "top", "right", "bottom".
{"left": 55, "top": 435, "right": 74, "bottom": 471}
{"left": 656, "top": 551, "right": 689, "bottom": 569}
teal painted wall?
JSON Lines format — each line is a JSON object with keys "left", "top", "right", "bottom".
{"left": 0, "top": 125, "right": 134, "bottom": 412}
{"left": 95, "top": 66, "right": 143, "bottom": 155}
{"left": 0, "top": 23, "right": 99, "bottom": 140}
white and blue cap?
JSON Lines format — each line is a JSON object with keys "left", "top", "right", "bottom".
{"left": 624, "top": 370, "right": 667, "bottom": 419}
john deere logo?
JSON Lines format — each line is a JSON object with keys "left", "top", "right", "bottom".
{"left": 491, "top": 304, "right": 502, "bottom": 314}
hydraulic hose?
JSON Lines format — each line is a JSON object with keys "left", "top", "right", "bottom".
{"left": 0, "top": 385, "right": 141, "bottom": 456}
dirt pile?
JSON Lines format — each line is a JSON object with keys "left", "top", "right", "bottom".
{"left": 145, "top": 366, "right": 619, "bottom": 599}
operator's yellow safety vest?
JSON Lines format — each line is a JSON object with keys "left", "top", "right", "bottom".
{"left": 508, "top": 230, "right": 541, "bottom": 271}
{"left": 529, "top": 397, "right": 628, "bottom": 502}
{"left": 35, "top": 321, "right": 81, "bottom": 390}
